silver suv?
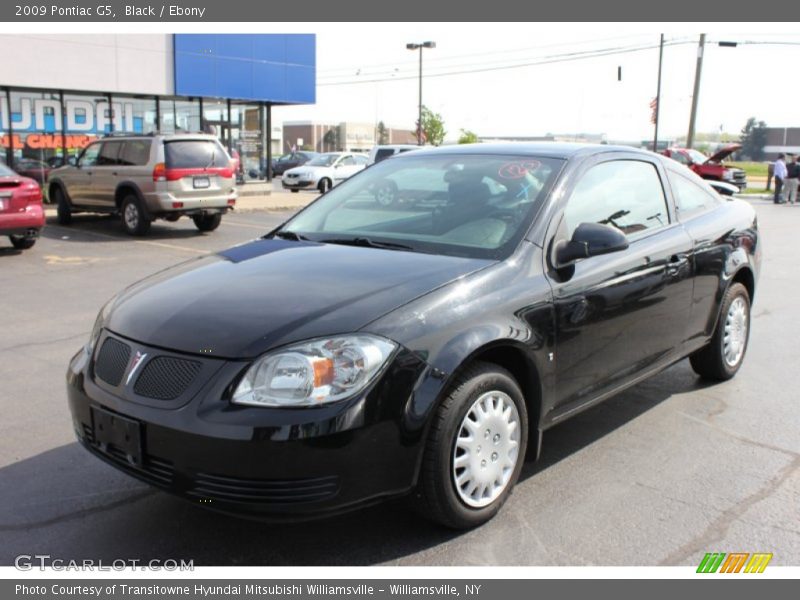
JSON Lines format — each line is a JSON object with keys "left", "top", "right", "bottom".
{"left": 48, "top": 133, "right": 237, "bottom": 235}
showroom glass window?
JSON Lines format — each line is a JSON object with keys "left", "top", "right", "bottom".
{"left": 115, "top": 95, "right": 158, "bottom": 135}
{"left": 62, "top": 93, "right": 106, "bottom": 163}
{"left": 9, "top": 90, "right": 64, "bottom": 171}
{"left": 564, "top": 160, "right": 669, "bottom": 240}
{"left": 159, "top": 98, "right": 200, "bottom": 134}
{"left": 231, "top": 103, "right": 264, "bottom": 182}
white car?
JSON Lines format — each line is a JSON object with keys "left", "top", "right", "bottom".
{"left": 282, "top": 152, "right": 369, "bottom": 193}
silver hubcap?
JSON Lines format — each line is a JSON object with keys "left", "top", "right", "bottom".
{"left": 723, "top": 296, "right": 748, "bottom": 367}
{"left": 452, "top": 391, "right": 521, "bottom": 508}
{"left": 124, "top": 203, "right": 139, "bottom": 229}
{"left": 376, "top": 187, "right": 394, "bottom": 206}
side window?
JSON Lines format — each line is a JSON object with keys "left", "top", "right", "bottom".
{"left": 564, "top": 160, "right": 669, "bottom": 239}
{"left": 669, "top": 170, "right": 719, "bottom": 214}
{"left": 339, "top": 156, "right": 356, "bottom": 166}
{"left": 374, "top": 149, "right": 395, "bottom": 162}
{"left": 96, "top": 142, "right": 122, "bottom": 166}
{"left": 119, "top": 140, "right": 151, "bottom": 166}
{"left": 78, "top": 143, "right": 102, "bottom": 167}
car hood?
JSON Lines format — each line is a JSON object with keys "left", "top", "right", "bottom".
{"left": 706, "top": 144, "right": 741, "bottom": 163}
{"left": 285, "top": 165, "right": 330, "bottom": 176}
{"left": 106, "top": 238, "right": 493, "bottom": 359}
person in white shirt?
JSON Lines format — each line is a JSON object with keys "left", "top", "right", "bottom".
{"left": 774, "top": 154, "right": 787, "bottom": 204}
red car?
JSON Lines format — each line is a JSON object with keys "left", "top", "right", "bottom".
{"left": 661, "top": 144, "right": 747, "bottom": 191}
{"left": 0, "top": 163, "right": 45, "bottom": 250}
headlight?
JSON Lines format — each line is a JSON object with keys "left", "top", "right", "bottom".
{"left": 723, "top": 168, "right": 734, "bottom": 181}
{"left": 87, "top": 296, "right": 116, "bottom": 353}
{"left": 232, "top": 335, "right": 397, "bottom": 407}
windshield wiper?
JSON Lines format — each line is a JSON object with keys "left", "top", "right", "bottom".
{"left": 319, "top": 237, "right": 415, "bottom": 251}
{"left": 272, "top": 230, "right": 309, "bottom": 241}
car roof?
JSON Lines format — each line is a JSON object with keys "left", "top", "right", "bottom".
{"left": 398, "top": 142, "right": 654, "bottom": 160}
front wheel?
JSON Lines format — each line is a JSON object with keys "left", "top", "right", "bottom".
{"left": 690, "top": 282, "right": 751, "bottom": 380}
{"left": 413, "top": 361, "right": 528, "bottom": 529}
{"left": 290, "top": 189, "right": 299, "bottom": 194}
{"left": 318, "top": 178, "right": 332, "bottom": 194}
{"left": 9, "top": 235, "right": 37, "bottom": 250}
{"left": 53, "top": 187, "right": 72, "bottom": 225}
{"left": 192, "top": 213, "right": 222, "bottom": 232}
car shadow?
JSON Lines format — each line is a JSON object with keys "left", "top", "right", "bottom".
{"left": 41, "top": 214, "right": 210, "bottom": 243}
{"left": 0, "top": 361, "right": 712, "bottom": 566}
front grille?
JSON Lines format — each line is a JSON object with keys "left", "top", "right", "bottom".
{"left": 133, "top": 356, "right": 201, "bottom": 400}
{"left": 94, "top": 338, "right": 131, "bottom": 386}
{"left": 187, "top": 472, "right": 340, "bottom": 504}
{"left": 81, "top": 424, "right": 174, "bottom": 486}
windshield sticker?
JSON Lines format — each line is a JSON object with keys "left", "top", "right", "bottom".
{"left": 498, "top": 161, "right": 541, "bottom": 180}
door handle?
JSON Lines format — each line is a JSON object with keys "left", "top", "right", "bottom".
{"left": 86, "top": 171, "right": 93, "bottom": 176}
{"left": 667, "top": 254, "right": 689, "bottom": 275}
{"left": 112, "top": 172, "right": 118, "bottom": 176}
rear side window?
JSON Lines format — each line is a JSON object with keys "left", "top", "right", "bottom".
{"left": 120, "top": 140, "right": 151, "bottom": 166}
{"left": 165, "top": 140, "right": 228, "bottom": 168}
{"left": 97, "top": 142, "right": 123, "bottom": 166}
{"left": 564, "top": 160, "right": 669, "bottom": 239}
{"left": 374, "top": 149, "right": 395, "bottom": 162}
{"left": 669, "top": 170, "right": 720, "bottom": 214}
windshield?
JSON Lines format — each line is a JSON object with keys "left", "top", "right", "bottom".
{"left": 686, "top": 149, "right": 707, "bottom": 164}
{"left": 278, "top": 153, "right": 562, "bottom": 259}
{"left": 307, "top": 153, "right": 339, "bottom": 167}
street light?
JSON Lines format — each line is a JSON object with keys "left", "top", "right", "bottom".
{"left": 406, "top": 41, "right": 436, "bottom": 145}
{"left": 686, "top": 36, "right": 738, "bottom": 148}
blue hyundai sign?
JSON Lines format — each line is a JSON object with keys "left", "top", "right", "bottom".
{"left": 174, "top": 34, "right": 316, "bottom": 104}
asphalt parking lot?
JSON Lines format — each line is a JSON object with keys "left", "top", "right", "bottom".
{"left": 1, "top": 198, "right": 798, "bottom": 567}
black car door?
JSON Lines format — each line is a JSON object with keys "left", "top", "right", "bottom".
{"left": 544, "top": 155, "right": 695, "bottom": 420}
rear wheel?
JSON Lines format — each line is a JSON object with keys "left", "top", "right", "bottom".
{"left": 413, "top": 361, "right": 528, "bottom": 529}
{"left": 290, "top": 189, "right": 300, "bottom": 194}
{"left": 192, "top": 213, "right": 222, "bottom": 232}
{"left": 318, "top": 178, "right": 332, "bottom": 194}
{"left": 690, "top": 282, "right": 751, "bottom": 380}
{"left": 120, "top": 194, "right": 150, "bottom": 236}
{"left": 9, "top": 235, "right": 37, "bottom": 250}
{"left": 53, "top": 187, "right": 72, "bottom": 225}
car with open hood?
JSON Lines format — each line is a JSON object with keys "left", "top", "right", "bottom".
{"left": 661, "top": 144, "right": 746, "bottom": 191}
{"left": 67, "top": 143, "right": 760, "bottom": 528}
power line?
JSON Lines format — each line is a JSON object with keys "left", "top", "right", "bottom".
{"left": 318, "top": 39, "right": 695, "bottom": 86}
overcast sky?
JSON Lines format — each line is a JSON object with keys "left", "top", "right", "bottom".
{"left": 13, "top": 22, "right": 797, "bottom": 142}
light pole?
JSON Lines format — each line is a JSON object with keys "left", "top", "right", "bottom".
{"left": 406, "top": 41, "right": 436, "bottom": 145}
{"left": 686, "top": 38, "right": 738, "bottom": 149}
{"left": 653, "top": 34, "right": 664, "bottom": 152}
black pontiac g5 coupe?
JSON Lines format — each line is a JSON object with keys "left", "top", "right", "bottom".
{"left": 67, "top": 144, "right": 760, "bottom": 528}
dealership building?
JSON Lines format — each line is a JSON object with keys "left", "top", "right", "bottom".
{"left": 0, "top": 34, "right": 315, "bottom": 182}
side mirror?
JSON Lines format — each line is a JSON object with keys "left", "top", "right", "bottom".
{"left": 555, "top": 222, "right": 629, "bottom": 267}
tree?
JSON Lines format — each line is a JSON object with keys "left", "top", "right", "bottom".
{"left": 416, "top": 106, "right": 446, "bottom": 146}
{"left": 377, "top": 121, "right": 389, "bottom": 145}
{"left": 458, "top": 129, "right": 479, "bottom": 144}
{"left": 740, "top": 117, "right": 768, "bottom": 161}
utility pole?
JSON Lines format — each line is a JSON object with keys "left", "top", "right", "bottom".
{"left": 407, "top": 41, "right": 435, "bottom": 145}
{"left": 653, "top": 34, "right": 664, "bottom": 152}
{"left": 686, "top": 33, "right": 705, "bottom": 149}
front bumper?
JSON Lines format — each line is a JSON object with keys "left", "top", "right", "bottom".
{"left": 66, "top": 332, "right": 432, "bottom": 520}
{"left": 282, "top": 179, "right": 316, "bottom": 190}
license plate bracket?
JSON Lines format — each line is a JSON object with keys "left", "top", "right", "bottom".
{"left": 193, "top": 176, "right": 210, "bottom": 189}
{"left": 90, "top": 406, "right": 143, "bottom": 466}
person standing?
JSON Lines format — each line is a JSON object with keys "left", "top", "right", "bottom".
{"left": 774, "top": 153, "right": 787, "bottom": 204}
{"left": 785, "top": 154, "right": 799, "bottom": 204}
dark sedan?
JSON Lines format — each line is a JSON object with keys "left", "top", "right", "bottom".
{"left": 271, "top": 151, "right": 318, "bottom": 176}
{"left": 66, "top": 144, "right": 759, "bottom": 528}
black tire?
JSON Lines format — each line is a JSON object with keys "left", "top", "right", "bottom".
{"left": 690, "top": 282, "right": 751, "bottom": 381}
{"left": 413, "top": 361, "right": 528, "bottom": 529}
{"left": 53, "top": 187, "right": 72, "bottom": 225}
{"left": 290, "top": 189, "right": 300, "bottom": 194}
{"left": 318, "top": 178, "right": 332, "bottom": 194}
{"left": 120, "top": 194, "right": 150, "bottom": 236}
{"left": 192, "top": 213, "right": 222, "bottom": 232}
{"left": 9, "top": 235, "right": 37, "bottom": 250}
